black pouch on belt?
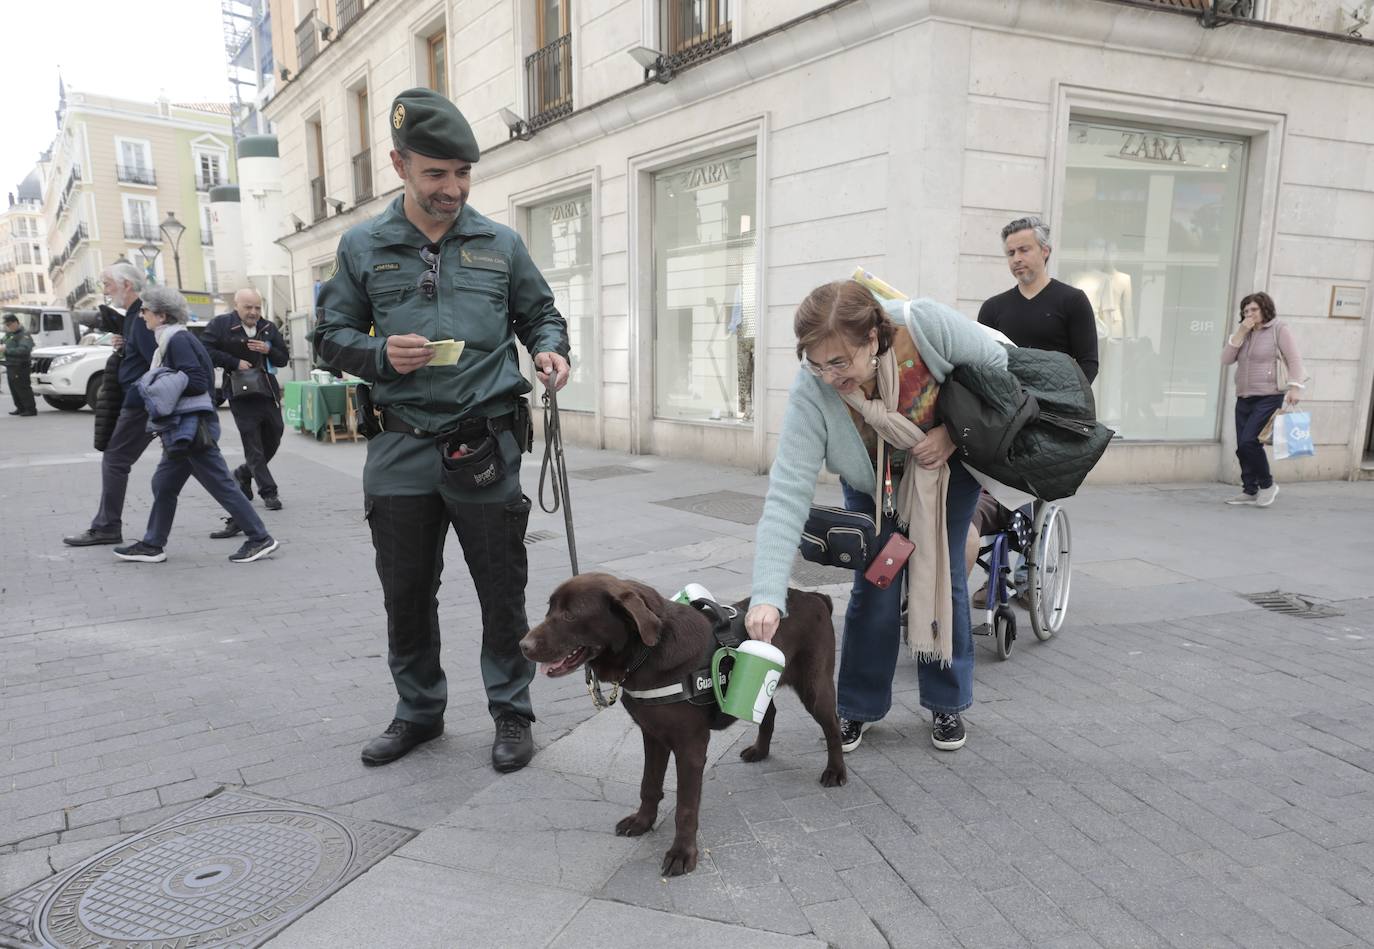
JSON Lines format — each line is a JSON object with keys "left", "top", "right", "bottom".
{"left": 436, "top": 425, "right": 506, "bottom": 491}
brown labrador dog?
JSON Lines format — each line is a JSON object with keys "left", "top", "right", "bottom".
{"left": 519, "top": 573, "right": 847, "bottom": 876}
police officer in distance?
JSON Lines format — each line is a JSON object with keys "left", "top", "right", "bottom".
{"left": 1, "top": 314, "right": 37, "bottom": 416}
{"left": 313, "top": 88, "right": 570, "bottom": 773}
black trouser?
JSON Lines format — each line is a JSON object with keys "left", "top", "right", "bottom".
{"left": 365, "top": 486, "right": 534, "bottom": 727}
{"left": 230, "top": 396, "right": 284, "bottom": 497}
{"left": 1235, "top": 393, "right": 1285, "bottom": 495}
{"left": 6, "top": 360, "right": 35, "bottom": 413}
{"left": 92, "top": 404, "right": 157, "bottom": 535}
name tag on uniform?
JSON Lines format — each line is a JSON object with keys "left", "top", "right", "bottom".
{"left": 373, "top": 262, "right": 401, "bottom": 272}
{"left": 460, "top": 248, "right": 509, "bottom": 273}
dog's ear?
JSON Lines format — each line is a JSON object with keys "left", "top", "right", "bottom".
{"left": 611, "top": 584, "right": 663, "bottom": 647}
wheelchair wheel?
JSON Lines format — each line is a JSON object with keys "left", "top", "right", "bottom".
{"left": 1027, "top": 503, "right": 1072, "bottom": 641}
{"left": 994, "top": 607, "right": 1015, "bottom": 660}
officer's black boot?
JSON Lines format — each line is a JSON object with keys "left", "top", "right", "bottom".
{"left": 360, "top": 718, "right": 444, "bottom": 766}
{"left": 492, "top": 713, "right": 533, "bottom": 773}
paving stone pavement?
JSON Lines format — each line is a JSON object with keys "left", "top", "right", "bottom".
{"left": 4, "top": 399, "right": 1374, "bottom": 947}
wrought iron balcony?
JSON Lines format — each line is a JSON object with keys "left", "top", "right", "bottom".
{"left": 310, "top": 175, "right": 328, "bottom": 222}
{"left": 117, "top": 164, "right": 157, "bottom": 185}
{"left": 525, "top": 34, "right": 573, "bottom": 130}
{"left": 296, "top": 11, "right": 320, "bottom": 69}
{"left": 352, "top": 149, "right": 373, "bottom": 202}
{"left": 661, "top": 0, "right": 731, "bottom": 71}
{"left": 337, "top": 0, "right": 363, "bottom": 33}
{"left": 66, "top": 276, "right": 99, "bottom": 311}
{"left": 124, "top": 222, "right": 160, "bottom": 241}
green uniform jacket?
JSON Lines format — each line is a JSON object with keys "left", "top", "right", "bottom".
{"left": 313, "top": 197, "right": 569, "bottom": 434}
{"left": 2, "top": 327, "right": 34, "bottom": 363}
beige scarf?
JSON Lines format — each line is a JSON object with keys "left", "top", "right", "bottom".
{"left": 841, "top": 348, "right": 953, "bottom": 665}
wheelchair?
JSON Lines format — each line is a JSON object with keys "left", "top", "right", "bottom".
{"left": 973, "top": 498, "right": 1073, "bottom": 660}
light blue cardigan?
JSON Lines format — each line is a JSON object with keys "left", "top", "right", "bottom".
{"left": 750, "top": 298, "right": 1009, "bottom": 613}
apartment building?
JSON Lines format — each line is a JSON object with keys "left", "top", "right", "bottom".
{"left": 0, "top": 171, "right": 49, "bottom": 306}
{"left": 42, "top": 88, "right": 238, "bottom": 311}
{"left": 263, "top": 0, "right": 1374, "bottom": 482}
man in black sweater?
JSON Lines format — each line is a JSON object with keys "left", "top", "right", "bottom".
{"left": 978, "top": 216, "right": 1098, "bottom": 383}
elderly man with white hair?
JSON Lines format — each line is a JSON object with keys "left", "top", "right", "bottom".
{"left": 63, "top": 262, "right": 159, "bottom": 547}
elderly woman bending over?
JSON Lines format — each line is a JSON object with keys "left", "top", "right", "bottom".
{"left": 745, "top": 280, "right": 1006, "bottom": 753}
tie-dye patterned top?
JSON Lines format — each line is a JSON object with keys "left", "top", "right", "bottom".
{"left": 852, "top": 331, "right": 940, "bottom": 465}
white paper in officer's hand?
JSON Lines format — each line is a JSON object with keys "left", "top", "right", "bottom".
{"left": 424, "top": 339, "right": 465, "bottom": 366}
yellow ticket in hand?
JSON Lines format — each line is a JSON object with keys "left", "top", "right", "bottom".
{"left": 424, "top": 338, "right": 465, "bottom": 366}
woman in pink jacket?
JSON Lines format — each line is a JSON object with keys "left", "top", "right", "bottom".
{"left": 1221, "top": 291, "right": 1306, "bottom": 507}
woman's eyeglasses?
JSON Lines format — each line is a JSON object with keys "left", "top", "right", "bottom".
{"left": 417, "top": 244, "right": 441, "bottom": 299}
{"left": 803, "top": 342, "right": 865, "bottom": 377}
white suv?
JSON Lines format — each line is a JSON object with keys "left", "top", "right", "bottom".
{"left": 32, "top": 332, "right": 115, "bottom": 411}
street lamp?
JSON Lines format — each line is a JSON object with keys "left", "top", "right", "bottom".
{"left": 136, "top": 241, "right": 160, "bottom": 285}
{"left": 158, "top": 211, "right": 186, "bottom": 288}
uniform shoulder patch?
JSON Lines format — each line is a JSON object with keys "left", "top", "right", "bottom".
{"left": 373, "top": 262, "right": 401, "bottom": 272}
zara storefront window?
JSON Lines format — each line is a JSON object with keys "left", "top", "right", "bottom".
{"left": 527, "top": 191, "right": 595, "bottom": 413}
{"left": 653, "top": 149, "right": 757, "bottom": 425}
{"left": 1060, "top": 121, "right": 1246, "bottom": 441}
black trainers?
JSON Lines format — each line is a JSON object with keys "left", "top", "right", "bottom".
{"left": 492, "top": 713, "right": 534, "bottom": 773}
{"left": 63, "top": 529, "right": 122, "bottom": 547}
{"left": 360, "top": 718, "right": 444, "bottom": 766}
{"left": 839, "top": 718, "right": 871, "bottom": 753}
{"left": 229, "top": 537, "right": 279, "bottom": 563}
{"left": 114, "top": 541, "right": 166, "bottom": 563}
{"left": 209, "top": 517, "right": 243, "bottom": 539}
{"left": 932, "top": 712, "right": 966, "bottom": 751}
{"left": 263, "top": 495, "right": 283, "bottom": 511}
{"left": 234, "top": 465, "right": 253, "bottom": 500}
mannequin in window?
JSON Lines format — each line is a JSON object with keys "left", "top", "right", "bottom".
{"left": 1070, "top": 239, "right": 1133, "bottom": 427}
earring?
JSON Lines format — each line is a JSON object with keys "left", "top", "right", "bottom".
{"left": 869, "top": 354, "right": 880, "bottom": 369}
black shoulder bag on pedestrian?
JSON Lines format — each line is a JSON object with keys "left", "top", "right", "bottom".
{"left": 229, "top": 367, "right": 275, "bottom": 401}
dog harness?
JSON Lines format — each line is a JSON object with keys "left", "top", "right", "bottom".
{"left": 622, "top": 599, "right": 746, "bottom": 707}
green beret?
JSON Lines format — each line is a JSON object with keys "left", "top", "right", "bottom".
{"left": 389, "top": 88, "right": 479, "bottom": 163}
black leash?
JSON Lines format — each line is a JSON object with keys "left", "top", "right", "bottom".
{"left": 538, "top": 386, "right": 617, "bottom": 708}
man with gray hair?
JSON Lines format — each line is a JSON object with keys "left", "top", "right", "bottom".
{"left": 978, "top": 216, "right": 1099, "bottom": 382}
{"left": 63, "top": 262, "right": 159, "bottom": 547}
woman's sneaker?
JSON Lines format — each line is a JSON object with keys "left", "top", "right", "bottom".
{"left": 1255, "top": 484, "right": 1280, "bottom": 507}
{"left": 113, "top": 541, "right": 166, "bottom": 563}
{"left": 839, "top": 719, "right": 871, "bottom": 753}
{"left": 229, "top": 537, "right": 279, "bottom": 563}
{"left": 931, "top": 712, "right": 966, "bottom": 751}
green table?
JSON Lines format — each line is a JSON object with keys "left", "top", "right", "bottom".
{"left": 283, "top": 380, "right": 359, "bottom": 440}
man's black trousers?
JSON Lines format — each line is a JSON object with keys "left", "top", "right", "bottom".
{"left": 230, "top": 396, "right": 284, "bottom": 498}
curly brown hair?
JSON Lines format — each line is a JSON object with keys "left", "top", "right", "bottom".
{"left": 793, "top": 280, "right": 896, "bottom": 361}
{"left": 1239, "top": 291, "right": 1277, "bottom": 323}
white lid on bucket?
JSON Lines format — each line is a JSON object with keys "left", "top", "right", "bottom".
{"left": 736, "top": 639, "right": 785, "bottom": 666}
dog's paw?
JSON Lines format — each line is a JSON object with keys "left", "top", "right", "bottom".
{"left": 820, "top": 766, "right": 848, "bottom": 788}
{"left": 739, "top": 744, "right": 769, "bottom": 763}
{"left": 661, "top": 844, "right": 698, "bottom": 876}
{"left": 615, "top": 813, "right": 655, "bottom": 837}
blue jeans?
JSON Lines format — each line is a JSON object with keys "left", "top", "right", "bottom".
{"left": 143, "top": 415, "right": 270, "bottom": 548}
{"left": 837, "top": 459, "right": 981, "bottom": 719}
{"left": 1235, "top": 393, "right": 1284, "bottom": 495}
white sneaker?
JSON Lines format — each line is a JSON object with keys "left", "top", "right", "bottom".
{"left": 1224, "top": 493, "right": 1257, "bottom": 505}
{"left": 1255, "top": 484, "right": 1280, "bottom": 507}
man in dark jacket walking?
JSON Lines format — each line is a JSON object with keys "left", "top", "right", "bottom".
{"left": 63, "top": 262, "right": 158, "bottom": 546}
{"left": 201, "top": 288, "right": 289, "bottom": 537}
{"left": 1, "top": 314, "right": 37, "bottom": 416}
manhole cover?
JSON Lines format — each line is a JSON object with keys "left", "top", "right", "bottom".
{"left": 569, "top": 465, "right": 651, "bottom": 481}
{"left": 0, "top": 790, "right": 413, "bottom": 949}
{"left": 653, "top": 490, "right": 766, "bottom": 525}
{"left": 1240, "top": 590, "right": 1343, "bottom": 619}
{"left": 524, "top": 529, "right": 559, "bottom": 544}
{"left": 791, "top": 557, "right": 854, "bottom": 588}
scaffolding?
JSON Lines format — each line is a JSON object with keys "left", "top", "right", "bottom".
{"left": 222, "top": 0, "right": 273, "bottom": 139}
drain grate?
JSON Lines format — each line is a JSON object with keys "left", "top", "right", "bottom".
{"left": 653, "top": 490, "right": 766, "bottom": 525}
{"left": 569, "top": 465, "right": 651, "bottom": 481}
{"left": 524, "top": 529, "right": 559, "bottom": 545}
{"left": 1241, "top": 590, "right": 1343, "bottom": 619}
{"left": 791, "top": 556, "right": 854, "bottom": 588}
{"left": 0, "top": 790, "right": 413, "bottom": 949}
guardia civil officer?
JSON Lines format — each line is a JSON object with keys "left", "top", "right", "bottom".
{"left": 1, "top": 314, "right": 37, "bottom": 416}
{"left": 313, "top": 89, "right": 570, "bottom": 773}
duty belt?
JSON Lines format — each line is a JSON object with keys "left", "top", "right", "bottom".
{"left": 380, "top": 409, "right": 515, "bottom": 439}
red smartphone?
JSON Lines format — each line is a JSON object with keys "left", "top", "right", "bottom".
{"left": 863, "top": 533, "right": 915, "bottom": 590}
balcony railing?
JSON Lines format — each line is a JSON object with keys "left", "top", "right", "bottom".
{"left": 196, "top": 175, "right": 227, "bottom": 192}
{"left": 66, "top": 276, "right": 99, "bottom": 312}
{"left": 352, "top": 149, "right": 373, "bottom": 202}
{"left": 525, "top": 34, "right": 573, "bottom": 129}
{"left": 48, "top": 225, "right": 90, "bottom": 276}
{"left": 310, "top": 175, "right": 328, "bottom": 222}
{"left": 124, "top": 222, "right": 160, "bottom": 241}
{"left": 296, "top": 11, "right": 320, "bottom": 69}
{"left": 117, "top": 164, "right": 157, "bottom": 185}
{"left": 337, "top": 0, "right": 363, "bottom": 33}
{"left": 661, "top": 0, "right": 732, "bottom": 70}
